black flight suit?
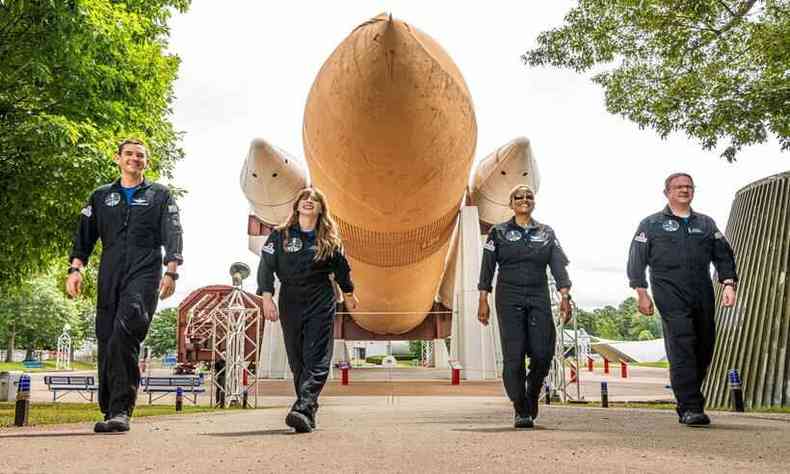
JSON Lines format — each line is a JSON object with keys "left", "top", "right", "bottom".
{"left": 71, "top": 178, "right": 183, "bottom": 417}
{"left": 256, "top": 226, "right": 354, "bottom": 420}
{"left": 627, "top": 206, "right": 736, "bottom": 415}
{"left": 478, "top": 218, "right": 571, "bottom": 418}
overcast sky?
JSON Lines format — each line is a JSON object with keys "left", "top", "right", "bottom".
{"left": 163, "top": 1, "right": 787, "bottom": 312}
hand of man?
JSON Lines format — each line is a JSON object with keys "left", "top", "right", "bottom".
{"left": 159, "top": 274, "right": 176, "bottom": 300}
{"left": 559, "top": 298, "right": 572, "bottom": 324}
{"left": 721, "top": 285, "right": 737, "bottom": 307}
{"left": 345, "top": 293, "right": 359, "bottom": 310}
{"left": 478, "top": 299, "right": 490, "bottom": 326}
{"left": 262, "top": 297, "right": 279, "bottom": 322}
{"left": 66, "top": 272, "right": 82, "bottom": 298}
{"left": 637, "top": 291, "right": 654, "bottom": 316}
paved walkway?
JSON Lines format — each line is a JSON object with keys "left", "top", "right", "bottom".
{"left": 19, "top": 366, "right": 672, "bottom": 405}
{"left": 1, "top": 396, "right": 788, "bottom": 473}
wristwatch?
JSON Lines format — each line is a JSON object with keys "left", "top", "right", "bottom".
{"left": 722, "top": 280, "right": 737, "bottom": 290}
{"left": 164, "top": 271, "right": 179, "bottom": 281}
{"left": 67, "top": 266, "right": 82, "bottom": 275}
{"left": 561, "top": 293, "right": 572, "bottom": 301}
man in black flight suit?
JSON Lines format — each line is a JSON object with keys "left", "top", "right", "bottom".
{"left": 66, "top": 138, "right": 183, "bottom": 433}
{"left": 627, "top": 172, "right": 737, "bottom": 426}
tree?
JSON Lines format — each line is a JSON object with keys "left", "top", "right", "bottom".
{"left": 524, "top": 0, "right": 789, "bottom": 161}
{"left": 144, "top": 307, "right": 178, "bottom": 357}
{"left": 0, "top": 269, "right": 84, "bottom": 360}
{"left": 574, "top": 297, "right": 663, "bottom": 340}
{"left": 0, "top": 0, "right": 190, "bottom": 292}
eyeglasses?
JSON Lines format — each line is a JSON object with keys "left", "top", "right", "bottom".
{"left": 513, "top": 195, "right": 533, "bottom": 201}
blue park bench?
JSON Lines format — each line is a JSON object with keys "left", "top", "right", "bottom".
{"left": 43, "top": 375, "right": 98, "bottom": 402}
{"left": 140, "top": 375, "right": 205, "bottom": 405}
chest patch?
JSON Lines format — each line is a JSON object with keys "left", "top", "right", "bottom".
{"left": 131, "top": 197, "right": 150, "bottom": 206}
{"left": 104, "top": 192, "right": 121, "bottom": 207}
{"left": 505, "top": 230, "right": 522, "bottom": 242}
{"left": 529, "top": 230, "right": 548, "bottom": 242}
{"left": 688, "top": 227, "right": 703, "bottom": 234}
{"left": 285, "top": 237, "right": 303, "bottom": 253}
{"left": 662, "top": 220, "right": 680, "bottom": 232}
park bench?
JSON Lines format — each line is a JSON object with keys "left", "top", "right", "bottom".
{"left": 23, "top": 359, "right": 43, "bottom": 369}
{"left": 43, "top": 375, "right": 98, "bottom": 402}
{"left": 140, "top": 375, "right": 205, "bottom": 405}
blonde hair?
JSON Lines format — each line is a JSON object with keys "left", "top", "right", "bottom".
{"left": 277, "top": 188, "right": 343, "bottom": 261}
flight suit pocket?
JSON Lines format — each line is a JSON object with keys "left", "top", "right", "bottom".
{"left": 651, "top": 235, "right": 682, "bottom": 269}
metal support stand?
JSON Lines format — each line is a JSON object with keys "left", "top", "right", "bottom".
{"left": 421, "top": 340, "right": 434, "bottom": 367}
{"left": 56, "top": 325, "right": 72, "bottom": 370}
{"left": 546, "top": 276, "right": 583, "bottom": 402}
{"left": 206, "top": 263, "right": 263, "bottom": 408}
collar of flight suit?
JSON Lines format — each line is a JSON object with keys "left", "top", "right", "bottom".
{"left": 110, "top": 177, "right": 153, "bottom": 192}
{"left": 507, "top": 216, "right": 543, "bottom": 233}
{"left": 661, "top": 205, "right": 698, "bottom": 221}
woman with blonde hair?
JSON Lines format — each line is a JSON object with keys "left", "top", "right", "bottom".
{"left": 257, "top": 187, "right": 357, "bottom": 433}
{"left": 477, "top": 184, "right": 572, "bottom": 429}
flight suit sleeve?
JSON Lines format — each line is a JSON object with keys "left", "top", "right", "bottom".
{"left": 160, "top": 190, "right": 184, "bottom": 265}
{"left": 69, "top": 192, "right": 100, "bottom": 264}
{"left": 548, "top": 230, "right": 571, "bottom": 290}
{"left": 256, "top": 231, "right": 279, "bottom": 295}
{"left": 627, "top": 220, "right": 650, "bottom": 288}
{"left": 478, "top": 229, "right": 498, "bottom": 292}
{"left": 711, "top": 222, "right": 737, "bottom": 283}
{"left": 332, "top": 246, "right": 354, "bottom": 293}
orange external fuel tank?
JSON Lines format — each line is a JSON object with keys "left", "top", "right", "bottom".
{"left": 303, "top": 14, "right": 477, "bottom": 335}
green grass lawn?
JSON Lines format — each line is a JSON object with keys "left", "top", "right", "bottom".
{"left": 0, "top": 360, "right": 96, "bottom": 372}
{"left": 0, "top": 402, "right": 268, "bottom": 428}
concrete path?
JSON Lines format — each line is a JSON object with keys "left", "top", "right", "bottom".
{"left": 1, "top": 396, "right": 787, "bottom": 473}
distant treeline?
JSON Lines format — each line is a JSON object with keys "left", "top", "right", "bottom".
{"left": 575, "top": 297, "right": 663, "bottom": 341}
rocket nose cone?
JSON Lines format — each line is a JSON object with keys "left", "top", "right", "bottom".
{"left": 249, "top": 138, "right": 276, "bottom": 162}
{"left": 510, "top": 136, "right": 530, "bottom": 149}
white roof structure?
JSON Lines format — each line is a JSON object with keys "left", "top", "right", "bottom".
{"left": 590, "top": 338, "right": 667, "bottom": 363}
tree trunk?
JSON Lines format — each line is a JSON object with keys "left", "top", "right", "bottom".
{"left": 25, "top": 347, "right": 33, "bottom": 361}
{"left": 4, "top": 321, "right": 14, "bottom": 362}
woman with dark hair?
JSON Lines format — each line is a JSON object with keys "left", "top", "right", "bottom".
{"left": 477, "top": 184, "right": 572, "bottom": 429}
{"left": 257, "top": 187, "right": 357, "bottom": 433}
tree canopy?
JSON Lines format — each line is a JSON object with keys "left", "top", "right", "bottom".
{"left": 0, "top": 0, "right": 189, "bottom": 292}
{"left": 0, "top": 268, "right": 91, "bottom": 360}
{"left": 524, "top": 0, "right": 789, "bottom": 161}
{"left": 575, "top": 297, "right": 663, "bottom": 341}
{"left": 144, "top": 307, "right": 178, "bottom": 357}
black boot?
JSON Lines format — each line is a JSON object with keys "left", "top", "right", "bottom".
{"left": 93, "top": 414, "right": 111, "bottom": 433}
{"left": 106, "top": 412, "right": 130, "bottom": 432}
{"left": 680, "top": 411, "right": 711, "bottom": 427}
{"left": 525, "top": 386, "right": 541, "bottom": 421}
{"left": 285, "top": 410, "right": 313, "bottom": 433}
{"left": 514, "top": 413, "right": 534, "bottom": 429}
{"left": 308, "top": 402, "right": 319, "bottom": 429}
